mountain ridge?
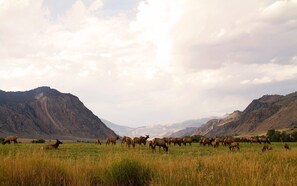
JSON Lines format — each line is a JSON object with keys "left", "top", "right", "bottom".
{"left": 0, "top": 86, "right": 117, "bottom": 140}
{"left": 192, "top": 92, "right": 297, "bottom": 137}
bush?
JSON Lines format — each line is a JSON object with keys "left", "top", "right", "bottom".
{"left": 104, "top": 159, "right": 153, "bottom": 186}
{"left": 0, "top": 138, "right": 4, "bottom": 144}
{"left": 31, "top": 139, "right": 46, "bottom": 143}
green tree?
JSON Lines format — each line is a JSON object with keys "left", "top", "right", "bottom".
{"left": 291, "top": 132, "right": 297, "bottom": 142}
{"left": 271, "top": 131, "right": 281, "bottom": 142}
{"left": 267, "top": 129, "right": 275, "bottom": 140}
{"left": 280, "top": 132, "right": 291, "bottom": 142}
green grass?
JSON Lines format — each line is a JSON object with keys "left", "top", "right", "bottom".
{"left": 0, "top": 142, "right": 297, "bottom": 185}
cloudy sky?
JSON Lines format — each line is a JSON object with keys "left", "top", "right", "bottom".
{"left": 1, "top": 0, "right": 297, "bottom": 127}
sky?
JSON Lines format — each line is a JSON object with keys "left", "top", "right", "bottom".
{"left": 0, "top": 0, "right": 297, "bottom": 127}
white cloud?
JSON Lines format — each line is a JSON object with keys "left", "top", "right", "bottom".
{"left": 0, "top": 0, "right": 296, "bottom": 127}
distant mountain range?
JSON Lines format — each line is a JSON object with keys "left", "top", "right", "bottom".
{"left": 102, "top": 117, "right": 215, "bottom": 138}
{"left": 104, "top": 91, "right": 297, "bottom": 138}
{"left": 0, "top": 87, "right": 117, "bottom": 140}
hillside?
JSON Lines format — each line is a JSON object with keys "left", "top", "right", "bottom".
{"left": 193, "top": 92, "right": 297, "bottom": 137}
{"left": 0, "top": 87, "right": 117, "bottom": 139}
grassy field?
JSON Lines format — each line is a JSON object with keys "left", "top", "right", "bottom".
{"left": 0, "top": 141, "right": 297, "bottom": 186}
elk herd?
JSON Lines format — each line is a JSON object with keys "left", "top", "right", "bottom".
{"left": 1, "top": 135, "right": 292, "bottom": 153}
{"left": 100, "top": 135, "right": 292, "bottom": 153}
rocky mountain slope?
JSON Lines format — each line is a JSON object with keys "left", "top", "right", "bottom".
{"left": 192, "top": 92, "right": 297, "bottom": 137}
{"left": 0, "top": 87, "right": 117, "bottom": 139}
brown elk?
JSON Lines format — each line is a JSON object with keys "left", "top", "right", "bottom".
{"left": 95, "top": 139, "right": 101, "bottom": 145}
{"left": 223, "top": 137, "right": 234, "bottom": 146}
{"left": 125, "top": 136, "right": 134, "bottom": 148}
{"left": 229, "top": 142, "right": 240, "bottom": 151}
{"left": 139, "top": 135, "right": 150, "bottom": 145}
{"left": 133, "top": 135, "right": 149, "bottom": 146}
{"left": 172, "top": 138, "right": 183, "bottom": 146}
{"left": 106, "top": 136, "right": 119, "bottom": 145}
{"left": 258, "top": 136, "right": 271, "bottom": 144}
{"left": 43, "top": 139, "right": 63, "bottom": 150}
{"left": 213, "top": 138, "right": 220, "bottom": 148}
{"left": 284, "top": 144, "right": 290, "bottom": 150}
{"left": 200, "top": 137, "right": 214, "bottom": 146}
{"left": 262, "top": 144, "right": 272, "bottom": 152}
{"left": 182, "top": 137, "right": 193, "bottom": 146}
{"left": 163, "top": 137, "right": 170, "bottom": 144}
{"left": 2, "top": 136, "right": 18, "bottom": 144}
{"left": 151, "top": 138, "right": 168, "bottom": 152}
{"left": 121, "top": 136, "right": 128, "bottom": 145}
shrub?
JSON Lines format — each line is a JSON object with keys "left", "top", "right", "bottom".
{"left": 103, "top": 159, "right": 153, "bottom": 186}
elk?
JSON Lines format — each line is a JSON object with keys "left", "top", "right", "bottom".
{"left": 121, "top": 136, "right": 128, "bottom": 145}
{"left": 258, "top": 136, "right": 271, "bottom": 144}
{"left": 43, "top": 139, "right": 63, "bottom": 150}
{"left": 213, "top": 138, "right": 220, "bottom": 148}
{"left": 2, "top": 136, "right": 18, "bottom": 144}
{"left": 95, "top": 139, "right": 101, "bottom": 145}
{"left": 223, "top": 137, "right": 234, "bottom": 146}
{"left": 125, "top": 136, "right": 134, "bottom": 148}
{"left": 182, "top": 137, "right": 193, "bottom": 146}
{"left": 133, "top": 135, "right": 149, "bottom": 146}
{"left": 172, "top": 138, "right": 183, "bottom": 146}
{"left": 229, "top": 142, "right": 240, "bottom": 151}
{"left": 139, "top": 135, "right": 150, "bottom": 145}
{"left": 200, "top": 137, "right": 214, "bottom": 146}
{"left": 106, "top": 136, "right": 119, "bottom": 145}
{"left": 163, "top": 137, "right": 170, "bottom": 145}
{"left": 284, "top": 144, "right": 290, "bottom": 150}
{"left": 151, "top": 138, "right": 168, "bottom": 152}
{"left": 262, "top": 144, "right": 272, "bottom": 152}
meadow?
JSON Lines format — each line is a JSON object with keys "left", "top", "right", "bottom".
{"left": 0, "top": 141, "right": 297, "bottom": 186}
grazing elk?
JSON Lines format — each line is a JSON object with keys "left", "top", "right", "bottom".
{"left": 182, "top": 137, "right": 193, "bottom": 146}
{"left": 250, "top": 137, "right": 261, "bottom": 144}
{"left": 213, "top": 138, "right": 220, "bottom": 148}
{"left": 139, "top": 135, "right": 150, "bottom": 145}
{"left": 151, "top": 138, "right": 168, "bottom": 152}
{"left": 258, "top": 136, "right": 271, "bottom": 144}
{"left": 106, "top": 136, "right": 119, "bottom": 145}
{"left": 2, "top": 136, "right": 18, "bottom": 144}
{"left": 284, "top": 144, "right": 290, "bottom": 150}
{"left": 172, "top": 138, "right": 183, "bottom": 146}
{"left": 200, "top": 137, "right": 214, "bottom": 146}
{"left": 240, "top": 137, "right": 250, "bottom": 143}
{"left": 163, "top": 137, "right": 170, "bottom": 145}
{"left": 223, "top": 137, "right": 234, "bottom": 146}
{"left": 262, "top": 144, "right": 272, "bottom": 152}
{"left": 229, "top": 142, "right": 240, "bottom": 151}
{"left": 121, "top": 136, "right": 128, "bottom": 145}
{"left": 133, "top": 135, "right": 149, "bottom": 146}
{"left": 168, "top": 137, "right": 175, "bottom": 145}
{"left": 125, "top": 136, "right": 134, "bottom": 148}
{"left": 43, "top": 139, "right": 63, "bottom": 150}
{"left": 95, "top": 139, "right": 101, "bottom": 145}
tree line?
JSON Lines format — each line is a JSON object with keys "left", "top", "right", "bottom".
{"left": 266, "top": 129, "right": 297, "bottom": 142}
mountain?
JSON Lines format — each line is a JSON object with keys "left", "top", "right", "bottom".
{"left": 101, "top": 119, "right": 134, "bottom": 137}
{"left": 193, "top": 92, "right": 297, "bottom": 137}
{"left": 102, "top": 117, "right": 215, "bottom": 138}
{"left": 0, "top": 87, "right": 117, "bottom": 140}
{"left": 168, "top": 127, "right": 197, "bottom": 137}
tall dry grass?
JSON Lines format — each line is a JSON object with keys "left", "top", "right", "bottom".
{"left": 0, "top": 142, "right": 296, "bottom": 185}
